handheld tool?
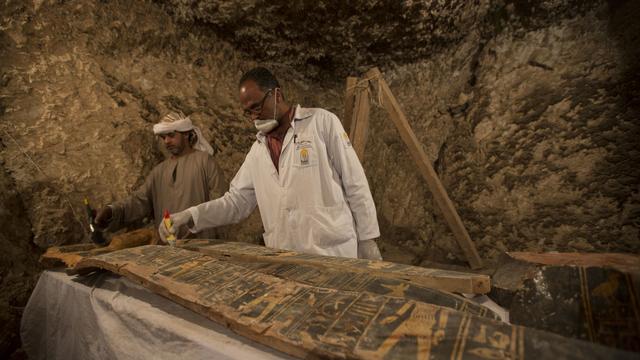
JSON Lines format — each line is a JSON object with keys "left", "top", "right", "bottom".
{"left": 83, "top": 198, "right": 107, "bottom": 246}
{"left": 163, "top": 209, "right": 177, "bottom": 247}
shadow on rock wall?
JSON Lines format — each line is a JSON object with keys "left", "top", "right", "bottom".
{"left": 160, "top": 0, "right": 486, "bottom": 79}
{"left": 0, "top": 164, "right": 41, "bottom": 357}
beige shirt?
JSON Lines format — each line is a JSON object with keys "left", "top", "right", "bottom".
{"left": 110, "top": 150, "right": 226, "bottom": 239}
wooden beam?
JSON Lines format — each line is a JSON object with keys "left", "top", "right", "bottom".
{"left": 350, "top": 85, "right": 371, "bottom": 161}
{"left": 343, "top": 76, "right": 358, "bottom": 133}
{"left": 348, "top": 83, "right": 360, "bottom": 140}
{"left": 508, "top": 252, "right": 640, "bottom": 274}
{"left": 366, "top": 67, "right": 483, "bottom": 269}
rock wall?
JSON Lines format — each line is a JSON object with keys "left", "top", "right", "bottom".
{"left": 0, "top": 164, "right": 40, "bottom": 356}
{"left": 1, "top": 0, "right": 637, "bottom": 264}
{"left": 365, "top": 0, "right": 640, "bottom": 265}
{"left": 1, "top": 0, "right": 638, "bottom": 267}
{"left": 161, "top": 0, "right": 485, "bottom": 79}
{"left": 1, "top": 0, "right": 638, "bottom": 354}
{"left": 0, "top": 1, "right": 341, "bottom": 353}
{"left": 0, "top": 0, "right": 341, "bottom": 250}
{"left": 160, "top": 0, "right": 639, "bottom": 266}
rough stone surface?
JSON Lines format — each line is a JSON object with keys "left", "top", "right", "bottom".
{"left": 363, "top": 1, "right": 640, "bottom": 265}
{"left": 0, "top": 0, "right": 342, "bottom": 249}
{"left": 161, "top": 0, "right": 640, "bottom": 266}
{"left": 162, "top": 0, "right": 489, "bottom": 79}
{"left": 0, "top": 164, "right": 41, "bottom": 357}
{"left": 0, "top": 0, "right": 637, "bottom": 263}
{"left": 458, "top": 2, "right": 640, "bottom": 260}
{"left": 1, "top": 0, "right": 639, "bottom": 354}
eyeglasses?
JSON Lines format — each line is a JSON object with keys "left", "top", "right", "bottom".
{"left": 243, "top": 89, "right": 273, "bottom": 117}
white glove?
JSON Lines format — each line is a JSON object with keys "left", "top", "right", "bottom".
{"left": 158, "top": 210, "right": 193, "bottom": 244}
{"left": 358, "top": 239, "right": 382, "bottom": 260}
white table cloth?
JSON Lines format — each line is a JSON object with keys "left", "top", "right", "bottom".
{"left": 21, "top": 270, "right": 296, "bottom": 360}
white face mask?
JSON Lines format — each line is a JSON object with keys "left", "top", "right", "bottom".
{"left": 254, "top": 88, "right": 279, "bottom": 134}
{"left": 254, "top": 119, "right": 279, "bottom": 134}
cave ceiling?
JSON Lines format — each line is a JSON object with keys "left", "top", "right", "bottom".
{"left": 161, "top": 0, "right": 485, "bottom": 78}
{"left": 160, "top": 0, "right": 598, "bottom": 80}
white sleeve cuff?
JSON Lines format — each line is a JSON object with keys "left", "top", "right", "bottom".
{"left": 187, "top": 207, "right": 199, "bottom": 233}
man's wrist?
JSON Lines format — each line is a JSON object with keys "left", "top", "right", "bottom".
{"left": 105, "top": 205, "right": 114, "bottom": 220}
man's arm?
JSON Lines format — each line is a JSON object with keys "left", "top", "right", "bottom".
{"left": 322, "top": 110, "right": 381, "bottom": 242}
{"left": 187, "top": 153, "right": 258, "bottom": 232}
{"left": 99, "top": 172, "right": 154, "bottom": 232}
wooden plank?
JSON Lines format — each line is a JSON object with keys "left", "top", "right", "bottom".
{"left": 40, "top": 243, "right": 110, "bottom": 269}
{"left": 508, "top": 252, "right": 640, "bottom": 274}
{"left": 178, "top": 240, "right": 490, "bottom": 294}
{"left": 345, "top": 90, "right": 360, "bottom": 141}
{"left": 367, "top": 67, "right": 483, "bottom": 269}
{"left": 343, "top": 76, "right": 358, "bottom": 133}
{"left": 42, "top": 236, "right": 489, "bottom": 294}
{"left": 44, "top": 237, "right": 498, "bottom": 317}
{"left": 350, "top": 85, "right": 371, "bottom": 161}
{"left": 227, "top": 255, "right": 501, "bottom": 320}
{"left": 74, "top": 245, "right": 636, "bottom": 360}
{"left": 40, "top": 227, "right": 156, "bottom": 268}
{"left": 177, "top": 240, "right": 497, "bottom": 318}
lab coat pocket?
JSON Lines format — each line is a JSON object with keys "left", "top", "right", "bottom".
{"left": 263, "top": 211, "right": 295, "bottom": 250}
{"left": 303, "top": 205, "right": 355, "bottom": 248}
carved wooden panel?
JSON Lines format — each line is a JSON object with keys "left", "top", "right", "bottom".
{"left": 75, "top": 246, "right": 634, "bottom": 360}
{"left": 179, "top": 240, "right": 490, "bottom": 294}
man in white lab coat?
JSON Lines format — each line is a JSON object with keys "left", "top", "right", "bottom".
{"left": 160, "top": 67, "right": 382, "bottom": 259}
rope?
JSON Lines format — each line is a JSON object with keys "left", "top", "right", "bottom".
{"left": 345, "top": 72, "right": 380, "bottom": 92}
{"left": 1, "top": 127, "right": 86, "bottom": 234}
{"left": 346, "top": 72, "right": 384, "bottom": 108}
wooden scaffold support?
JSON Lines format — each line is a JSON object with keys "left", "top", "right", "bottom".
{"left": 343, "top": 67, "right": 483, "bottom": 269}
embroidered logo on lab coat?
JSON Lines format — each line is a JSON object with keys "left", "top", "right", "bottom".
{"left": 295, "top": 140, "right": 314, "bottom": 167}
{"left": 300, "top": 148, "right": 309, "bottom": 165}
{"left": 341, "top": 132, "right": 352, "bottom": 147}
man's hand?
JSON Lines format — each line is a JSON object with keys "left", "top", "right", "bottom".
{"left": 158, "top": 209, "right": 193, "bottom": 244}
{"left": 94, "top": 206, "right": 112, "bottom": 229}
{"left": 358, "top": 239, "right": 383, "bottom": 260}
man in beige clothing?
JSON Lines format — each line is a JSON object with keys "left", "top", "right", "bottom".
{"left": 95, "top": 112, "right": 226, "bottom": 241}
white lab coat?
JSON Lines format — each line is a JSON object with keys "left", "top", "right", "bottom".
{"left": 187, "top": 105, "right": 380, "bottom": 258}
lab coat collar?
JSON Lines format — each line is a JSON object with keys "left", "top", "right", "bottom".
{"left": 255, "top": 104, "right": 310, "bottom": 143}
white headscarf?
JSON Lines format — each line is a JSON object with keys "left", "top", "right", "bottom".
{"left": 153, "top": 112, "right": 214, "bottom": 156}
